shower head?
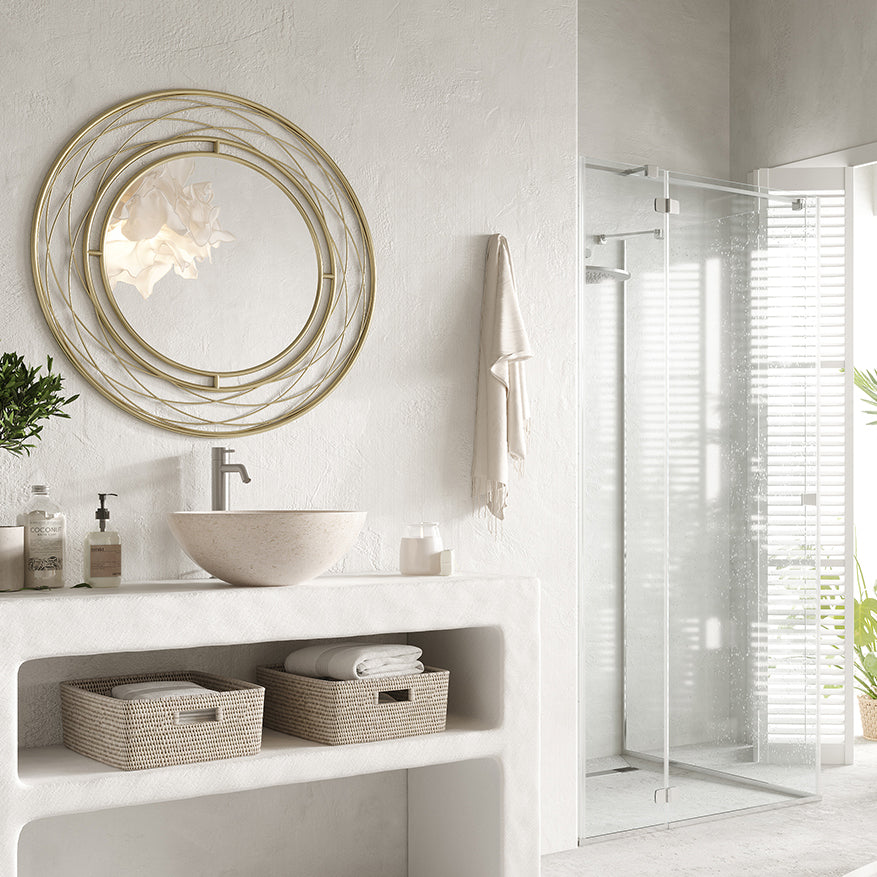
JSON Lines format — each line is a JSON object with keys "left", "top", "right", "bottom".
{"left": 585, "top": 265, "right": 631, "bottom": 284}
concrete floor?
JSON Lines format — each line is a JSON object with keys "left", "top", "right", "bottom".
{"left": 542, "top": 738, "right": 877, "bottom": 877}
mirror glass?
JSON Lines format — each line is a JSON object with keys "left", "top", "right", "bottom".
{"left": 103, "top": 154, "right": 319, "bottom": 374}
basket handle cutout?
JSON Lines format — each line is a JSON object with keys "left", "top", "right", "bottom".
{"left": 175, "top": 707, "right": 222, "bottom": 725}
{"left": 377, "top": 688, "right": 412, "bottom": 705}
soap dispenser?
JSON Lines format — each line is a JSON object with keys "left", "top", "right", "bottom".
{"left": 83, "top": 493, "right": 122, "bottom": 588}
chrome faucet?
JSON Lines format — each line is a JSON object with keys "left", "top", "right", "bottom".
{"left": 211, "top": 447, "right": 251, "bottom": 511}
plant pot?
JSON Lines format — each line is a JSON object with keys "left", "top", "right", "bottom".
{"left": 859, "top": 695, "right": 877, "bottom": 740}
{"left": 0, "top": 525, "right": 24, "bottom": 592}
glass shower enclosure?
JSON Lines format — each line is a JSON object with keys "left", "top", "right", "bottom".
{"left": 579, "top": 158, "right": 821, "bottom": 839}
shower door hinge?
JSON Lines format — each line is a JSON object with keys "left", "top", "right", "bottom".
{"left": 654, "top": 786, "right": 678, "bottom": 804}
{"left": 800, "top": 492, "right": 817, "bottom": 506}
{"left": 654, "top": 197, "right": 680, "bottom": 215}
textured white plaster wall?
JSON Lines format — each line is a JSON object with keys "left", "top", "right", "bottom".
{"left": 578, "top": 0, "right": 731, "bottom": 762}
{"left": 579, "top": 0, "right": 731, "bottom": 180}
{"left": 1, "top": 0, "right": 577, "bottom": 862}
{"left": 852, "top": 167, "right": 877, "bottom": 726}
{"left": 730, "top": 0, "right": 877, "bottom": 179}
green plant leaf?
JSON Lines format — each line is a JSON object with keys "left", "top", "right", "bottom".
{"left": 0, "top": 348, "right": 77, "bottom": 455}
{"left": 851, "top": 548, "right": 877, "bottom": 693}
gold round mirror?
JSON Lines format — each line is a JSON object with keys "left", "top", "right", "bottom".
{"left": 31, "top": 90, "right": 375, "bottom": 436}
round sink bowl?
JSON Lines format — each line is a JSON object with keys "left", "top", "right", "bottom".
{"left": 168, "top": 510, "right": 366, "bottom": 587}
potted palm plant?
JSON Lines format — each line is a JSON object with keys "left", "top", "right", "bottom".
{"left": 854, "top": 555, "right": 877, "bottom": 739}
{"left": 853, "top": 368, "right": 877, "bottom": 737}
{"left": 0, "top": 350, "right": 77, "bottom": 591}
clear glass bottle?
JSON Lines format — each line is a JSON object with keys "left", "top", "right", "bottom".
{"left": 83, "top": 493, "right": 122, "bottom": 588}
{"left": 18, "top": 484, "right": 66, "bottom": 589}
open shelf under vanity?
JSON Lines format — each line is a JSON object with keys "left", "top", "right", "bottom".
{"left": 2, "top": 574, "right": 540, "bottom": 877}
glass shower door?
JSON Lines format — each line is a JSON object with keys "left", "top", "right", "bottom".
{"left": 662, "top": 175, "right": 820, "bottom": 821}
{"left": 619, "top": 172, "right": 672, "bottom": 828}
{"left": 581, "top": 159, "right": 670, "bottom": 837}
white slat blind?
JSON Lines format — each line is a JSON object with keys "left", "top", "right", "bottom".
{"left": 750, "top": 194, "right": 846, "bottom": 754}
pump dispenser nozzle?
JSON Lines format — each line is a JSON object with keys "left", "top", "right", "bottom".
{"left": 95, "top": 493, "right": 118, "bottom": 533}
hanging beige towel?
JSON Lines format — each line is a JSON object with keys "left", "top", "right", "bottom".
{"left": 472, "top": 234, "right": 533, "bottom": 520}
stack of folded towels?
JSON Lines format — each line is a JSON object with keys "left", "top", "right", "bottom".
{"left": 111, "top": 680, "right": 218, "bottom": 723}
{"left": 283, "top": 642, "right": 424, "bottom": 681}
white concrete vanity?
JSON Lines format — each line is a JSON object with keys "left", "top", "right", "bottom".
{"left": 2, "top": 574, "right": 540, "bottom": 876}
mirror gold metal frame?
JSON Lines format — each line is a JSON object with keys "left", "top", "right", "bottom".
{"left": 31, "top": 89, "right": 375, "bottom": 437}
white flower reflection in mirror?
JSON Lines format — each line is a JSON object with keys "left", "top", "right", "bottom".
{"left": 104, "top": 159, "right": 235, "bottom": 300}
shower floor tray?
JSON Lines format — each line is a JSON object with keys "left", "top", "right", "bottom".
{"left": 583, "top": 753, "right": 812, "bottom": 839}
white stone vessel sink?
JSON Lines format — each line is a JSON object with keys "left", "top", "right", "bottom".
{"left": 168, "top": 510, "right": 367, "bottom": 587}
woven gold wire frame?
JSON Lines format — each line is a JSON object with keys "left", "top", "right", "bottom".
{"left": 31, "top": 89, "right": 375, "bottom": 437}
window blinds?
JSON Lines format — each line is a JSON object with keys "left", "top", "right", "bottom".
{"left": 751, "top": 194, "right": 847, "bottom": 757}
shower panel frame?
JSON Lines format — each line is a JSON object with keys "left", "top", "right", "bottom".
{"left": 579, "top": 157, "right": 823, "bottom": 844}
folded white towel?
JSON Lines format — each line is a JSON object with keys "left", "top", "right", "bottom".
{"left": 283, "top": 642, "right": 424, "bottom": 681}
{"left": 472, "top": 234, "right": 533, "bottom": 521}
{"left": 111, "top": 680, "right": 215, "bottom": 701}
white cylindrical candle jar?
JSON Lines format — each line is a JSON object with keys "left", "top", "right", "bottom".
{"left": 0, "top": 525, "right": 25, "bottom": 592}
{"left": 399, "top": 522, "right": 443, "bottom": 575}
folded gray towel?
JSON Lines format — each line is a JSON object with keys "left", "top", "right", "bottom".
{"left": 111, "top": 680, "right": 215, "bottom": 701}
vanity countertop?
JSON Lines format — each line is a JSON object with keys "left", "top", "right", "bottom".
{"left": 1, "top": 571, "right": 520, "bottom": 598}
{"left": 0, "top": 573, "right": 539, "bottom": 661}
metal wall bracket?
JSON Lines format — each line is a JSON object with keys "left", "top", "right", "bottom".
{"left": 654, "top": 197, "right": 680, "bottom": 215}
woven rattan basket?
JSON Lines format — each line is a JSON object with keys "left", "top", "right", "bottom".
{"left": 859, "top": 695, "right": 877, "bottom": 741}
{"left": 60, "top": 670, "right": 264, "bottom": 770}
{"left": 256, "top": 665, "right": 449, "bottom": 745}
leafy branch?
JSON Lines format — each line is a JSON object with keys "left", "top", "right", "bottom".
{"left": 854, "top": 551, "right": 877, "bottom": 699}
{"left": 854, "top": 368, "right": 877, "bottom": 424}
{"left": 854, "top": 369, "right": 877, "bottom": 698}
{"left": 0, "top": 352, "right": 78, "bottom": 456}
